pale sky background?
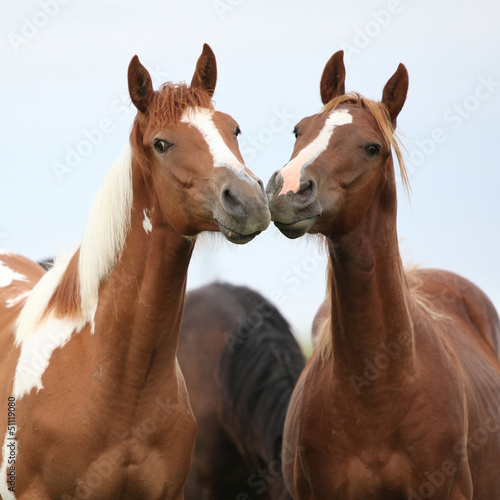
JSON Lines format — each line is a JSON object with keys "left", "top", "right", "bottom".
{"left": 1, "top": 0, "right": 499, "bottom": 341}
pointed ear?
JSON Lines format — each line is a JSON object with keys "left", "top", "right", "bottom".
{"left": 320, "top": 50, "right": 346, "bottom": 105}
{"left": 190, "top": 43, "right": 217, "bottom": 98}
{"left": 381, "top": 63, "right": 408, "bottom": 125}
{"left": 128, "top": 55, "right": 154, "bottom": 113}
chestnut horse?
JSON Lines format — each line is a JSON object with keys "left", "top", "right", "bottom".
{"left": 266, "top": 51, "right": 500, "bottom": 499}
{"left": 0, "top": 44, "right": 270, "bottom": 500}
{"left": 177, "top": 283, "right": 305, "bottom": 500}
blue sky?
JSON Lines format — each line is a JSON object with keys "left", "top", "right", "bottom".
{"left": 1, "top": 0, "right": 499, "bottom": 340}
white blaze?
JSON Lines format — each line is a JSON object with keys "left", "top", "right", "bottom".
{"left": 181, "top": 107, "right": 249, "bottom": 179}
{"left": 279, "top": 109, "right": 353, "bottom": 195}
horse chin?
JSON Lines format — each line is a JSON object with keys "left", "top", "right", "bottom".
{"left": 216, "top": 220, "right": 262, "bottom": 245}
{"left": 274, "top": 216, "right": 318, "bottom": 239}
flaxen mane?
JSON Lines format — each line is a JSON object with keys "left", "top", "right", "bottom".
{"left": 20, "top": 83, "right": 214, "bottom": 340}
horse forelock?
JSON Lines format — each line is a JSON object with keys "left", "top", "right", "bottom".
{"left": 130, "top": 82, "right": 214, "bottom": 175}
{"left": 150, "top": 82, "right": 214, "bottom": 127}
{"left": 322, "top": 92, "right": 410, "bottom": 196}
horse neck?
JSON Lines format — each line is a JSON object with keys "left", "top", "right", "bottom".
{"left": 326, "top": 158, "right": 415, "bottom": 392}
{"left": 92, "top": 162, "right": 194, "bottom": 389}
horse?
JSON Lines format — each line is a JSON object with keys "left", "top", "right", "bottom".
{"left": 177, "top": 282, "right": 305, "bottom": 500}
{"left": 0, "top": 44, "right": 270, "bottom": 500}
{"left": 266, "top": 50, "right": 500, "bottom": 499}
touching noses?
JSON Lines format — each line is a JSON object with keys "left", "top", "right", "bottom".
{"left": 266, "top": 170, "right": 318, "bottom": 209}
{"left": 221, "top": 178, "right": 266, "bottom": 219}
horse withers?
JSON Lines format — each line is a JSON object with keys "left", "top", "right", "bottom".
{"left": 0, "top": 44, "right": 270, "bottom": 500}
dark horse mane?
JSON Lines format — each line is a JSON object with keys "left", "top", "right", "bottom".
{"left": 219, "top": 283, "right": 306, "bottom": 467}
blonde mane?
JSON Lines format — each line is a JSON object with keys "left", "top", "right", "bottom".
{"left": 15, "top": 84, "right": 213, "bottom": 342}
{"left": 15, "top": 146, "right": 133, "bottom": 342}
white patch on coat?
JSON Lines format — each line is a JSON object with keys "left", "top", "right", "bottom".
{"left": 279, "top": 109, "right": 353, "bottom": 195}
{"left": 0, "top": 146, "right": 136, "bottom": 499}
{"left": 14, "top": 254, "right": 70, "bottom": 344}
{"left": 13, "top": 315, "right": 85, "bottom": 399}
{"left": 6, "top": 291, "right": 31, "bottom": 309}
{"left": 143, "top": 209, "right": 153, "bottom": 234}
{"left": 13, "top": 145, "right": 133, "bottom": 365}
{"left": 0, "top": 262, "right": 27, "bottom": 288}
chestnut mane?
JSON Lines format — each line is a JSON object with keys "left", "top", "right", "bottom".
{"left": 150, "top": 82, "right": 214, "bottom": 126}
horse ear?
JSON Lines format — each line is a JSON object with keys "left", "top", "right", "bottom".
{"left": 191, "top": 43, "right": 217, "bottom": 98}
{"left": 320, "top": 50, "right": 346, "bottom": 105}
{"left": 128, "top": 55, "right": 154, "bottom": 114}
{"left": 381, "top": 63, "right": 409, "bottom": 125}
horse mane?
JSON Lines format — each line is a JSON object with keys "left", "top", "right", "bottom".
{"left": 15, "top": 146, "right": 133, "bottom": 342}
{"left": 313, "top": 92, "right": 413, "bottom": 361}
{"left": 322, "top": 92, "right": 410, "bottom": 196}
{"left": 219, "top": 283, "right": 306, "bottom": 467}
{"left": 15, "top": 83, "right": 213, "bottom": 341}
{"left": 151, "top": 82, "right": 214, "bottom": 126}
{"left": 315, "top": 260, "right": 450, "bottom": 362}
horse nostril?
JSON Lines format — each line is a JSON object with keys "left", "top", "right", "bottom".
{"left": 266, "top": 170, "right": 283, "bottom": 198}
{"left": 221, "top": 187, "right": 245, "bottom": 218}
{"left": 295, "top": 179, "right": 317, "bottom": 206}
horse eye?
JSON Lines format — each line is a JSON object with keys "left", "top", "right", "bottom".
{"left": 235, "top": 126, "right": 241, "bottom": 137}
{"left": 293, "top": 128, "right": 299, "bottom": 139}
{"left": 154, "top": 139, "right": 173, "bottom": 153}
{"left": 365, "top": 144, "right": 380, "bottom": 157}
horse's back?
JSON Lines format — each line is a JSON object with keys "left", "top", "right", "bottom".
{"left": 409, "top": 267, "right": 500, "bottom": 356}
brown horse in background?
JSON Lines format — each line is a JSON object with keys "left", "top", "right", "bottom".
{"left": 0, "top": 44, "right": 270, "bottom": 499}
{"left": 178, "top": 283, "right": 305, "bottom": 500}
{"left": 266, "top": 50, "right": 500, "bottom": 499}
